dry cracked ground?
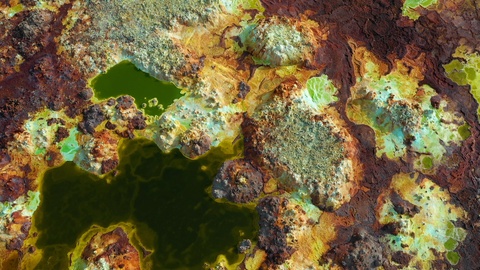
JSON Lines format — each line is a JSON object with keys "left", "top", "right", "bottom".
{"left": 1, "top": 0, "right": 480, "bottom": 269}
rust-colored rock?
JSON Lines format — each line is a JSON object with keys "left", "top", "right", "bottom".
{"left": 54, "top": 126, "right": 69, "bottom": 143}
{"left": 389, "top": 191, "right": 419, "bottom": 217}
{"left": 0, "top": 176, "right": 27, "bottom": 203}
{"left": 256, "top": 196, "right": 294, "bottom": 266}
{"left": 5, "top": 211, "right": 32, "bottom": 253}
{"left": 79, "top": 104, "right": 106, "bottom": 134}
{"left": 340, "top": 231, "right": 386, "bottom": 270}
{"left": 212, "top": 159, "right": 264, "bottom": 203}
{"left": 0, "top": 4, "right": 91, "bottom": 150}
{"left": 11, "top": 10, "right": 53, "bottom": 59}
{"left": 180, "top": 131, "right": 212, "bottom": 159}
{"left": 81, "top": 227, "right": 141, "bottom": 270}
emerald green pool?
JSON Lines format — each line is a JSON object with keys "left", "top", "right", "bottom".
{"left": 90, "top": 61, "right": 183, "bottom": 116}
{"left": 33, "top": 139, "right": 258, "bottom": 269}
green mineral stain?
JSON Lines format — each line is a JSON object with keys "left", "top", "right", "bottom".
{"left": 8, "top": 4, "right": 24, "bottom": 17}
{"left": 465, "top": 67, "right": 476, "bottom": 80}
{"left": 444, "top": 59, "right": 464, "bottom": 73}
{"left": 306, "top": 75, "right": 338, "bottom": 108}
{"left": 59, "top": 129, "right": 80, "bottom": 161}
{"left": 90, "top": 61, "right": 183, "bottom": 116}
{"left": 444, "top": 47, "right": 480, "bottom": 118}
{"left": 221, "top": 0, "right": 265, "bottom": 14}
{"left": 447, "top": 251, "right": 460, "bottom": 265}
{"left": 446, "top": 221, "right": 455, "bottom": 237}
{"left": 33, "top": 139, "right": 257, "bottom": 269}
{"left": 458, "top": 124, "right": 471, "bottom": 140}
{"left": 26, "top": 191, "right": 41, "bottom": 213}
{"left": 251, "top": 55, "right": 272, "bottom": 66}
{"left": 402, "top": 0, "right": 437, "bottom": 20}
{"left": 422, "top": 156, "right": 433, "bottom": 169}
{"left": 35, "top": 148, "right": 47, "bottom": 156}
{"left": 451, "top": 227, "right": 467, "bottom": 242}
{"left": 238, "top": 23, "right": 257, "bottom": 46}
{"left": 71, "top": 259, "right": 87, "bottom": 270}
{"left": 446, "top": 68, "right": 468, "bottom": 85}
{"left": 0, "top": 202, "right": 12, "bottom": 217}
{"left": 444, "top": 238, "right": 458, "bottom": 251}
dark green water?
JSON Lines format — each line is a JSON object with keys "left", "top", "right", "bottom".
{"left": 90, "top": 61, "right": 183, "bottom": 115}
{"left": 33, "top": 139, "right": 258, "bottom": 269}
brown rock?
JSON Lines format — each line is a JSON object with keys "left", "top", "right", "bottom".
{"left": 180, "top": 132, "right": 212, "bottom": 159}
{"left": 256, "top": 196, "right": 294, "bottom": 266}
{"left": 0, "top": 176, "right": 27, "bottom": 202}
{"left": 55, "top": 126, "right": 69, "bottom": 143}
{"left": 341, "top": 231, "right": 386, "bottom": 270}
{"left": 391, "top": 251, "right": 412, "bottom": 265}
{"left": 101, "top": 159, "right": 119, "bottom": 175}
{"left": 81, "top": 227, "right": 141, "bottom": 270}
{"left": 212, "top": 159, "right": 264, "bottom": 203}
{"left": 79, "top": 104, "right": 105, "bottom": 134}
{"left": 11, "top": 10, "right": 53, "bottom": 59}
{"left": 390, "top": 192, "right": 420, "bottom": 217}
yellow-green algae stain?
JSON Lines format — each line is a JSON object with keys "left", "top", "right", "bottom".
{"left": 347, "top": 51, "right": 466, "bottom": 172}
{"left": 444, "top": 46, "right": 480, "bottom": 118}
{"left": 458, "top": 123, "right": 471, "bottom": 140}
{"left": 402, "top": 0, "right": 438, "bottom": 20}
{"left": 305, "top": 75, "right": 338, "bottom": 109}
{"left": 90, "top": 60, "right": 183, "bottom": 116}
{"left": 6, "top": 3, "right": 24, "bottom": 18}
{"left": 377, "top": 173, "right": 467, "bottom": 268}
{"left": 221, "top": 0, "right": 265, "bottom": 14}
{"left": 32, "top": 139, "right": 258, "bottom": 270}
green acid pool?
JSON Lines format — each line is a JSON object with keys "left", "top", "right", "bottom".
{"left": 33, "top": 139, "right": 258, "bottom": 269}
{"left": 90, "top": 61, "right": 183, "bottom": 116}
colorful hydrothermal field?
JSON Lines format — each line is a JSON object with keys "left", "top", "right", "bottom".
{"left": 1, "top": 0, "right": 480, "bottom": 269}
